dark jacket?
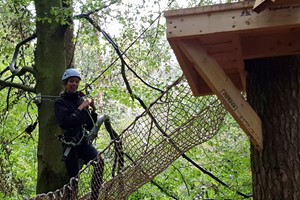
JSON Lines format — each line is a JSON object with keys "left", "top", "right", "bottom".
{"left": 54, "top": 91, "right": 97, "bottom": 143}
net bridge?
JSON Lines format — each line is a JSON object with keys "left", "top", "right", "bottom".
{"left": 33, "top": 76, "right": 227, "bottom": 200}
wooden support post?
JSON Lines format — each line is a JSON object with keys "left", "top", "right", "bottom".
{"left": 178, "top": 40, "right": 263, "bottom": 151}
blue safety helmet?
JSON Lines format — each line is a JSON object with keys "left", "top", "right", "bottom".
{"left": 62, "top": 68, "right": 81, "bottom": 81}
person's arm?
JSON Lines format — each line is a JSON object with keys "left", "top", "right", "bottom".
{"left": 78, "top": 100, "right": 90, "bottom": 111}
{"left": 54, "top": 98, "right": 84, "bottom": 129}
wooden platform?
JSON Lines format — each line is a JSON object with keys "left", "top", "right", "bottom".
{"left": 164, "top": 0, "right": 300, "bottom": 150}
{"left": 165, "top": 1, "right": 300, "bottom": 96}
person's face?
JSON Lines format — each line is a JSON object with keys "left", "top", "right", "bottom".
{"left": 65, "top": 77, "right": 80, "bottom": 93}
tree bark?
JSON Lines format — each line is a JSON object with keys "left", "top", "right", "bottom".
{"left": 34, "top": 0, "right": 69, "bottom": 193}
{"left": 246, "top": 55, "right": 300, "bottom": 199}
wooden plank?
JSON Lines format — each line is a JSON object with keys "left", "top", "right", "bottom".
{"left": 164, "top": 1, "right": 254, "bottom": 17}
{"left": 203, "top": 34, "right": 245, "bottom": 90}
{"left": 165, "top": 4, "right": 300, "bottom": 39}
{"left": 178, "top": 40, "right": 263, "bottom": 150}
{"left": 230, "top": 35, "right": 246, "bottom": 90}
{"left": 241, "top": 28, "right": 300, "bottom": 59}
{"left": 168, "top": 41, "right": 206, "bottom": 95}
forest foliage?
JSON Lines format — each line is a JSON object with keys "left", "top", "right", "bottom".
{"left": 0, "top": 0, "right": 252, "bottom": 199}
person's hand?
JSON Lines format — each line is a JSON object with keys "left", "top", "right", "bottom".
{"left": 90, "top": 98, "right": 96, "bottom": 111}
{"left": 78, "top": 100, "right": 90, "bottom": 111}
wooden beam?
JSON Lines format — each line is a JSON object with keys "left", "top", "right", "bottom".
{"left": 165, "top": 3, "right": 300, "bottom": 39}
{"left": 253, "top": 0, "right": 275, "bottom": 13}
{"left": 169, "top": 38, "right": 245, "bottom": 96}
{"left": 178, "top": 40, "right": 263, "bottom": 150}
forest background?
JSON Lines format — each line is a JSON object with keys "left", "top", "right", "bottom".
{"left": 0, "top": 0, "right": 252, "bottom": 199}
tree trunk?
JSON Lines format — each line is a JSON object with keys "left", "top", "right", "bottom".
{"left": 246, "top": 55, "right": 300, "bottom": 199}
{"left": 34, "top": 0, "right": 69, "bottom": 193}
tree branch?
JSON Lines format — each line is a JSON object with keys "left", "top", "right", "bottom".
{"left": 0, "top": 66, "right": 36, "bottom": 93}
{"left": 4, "top": 66, "right": 36, "bottom": 81}
{"left": 2, "top": 33, "right": 37, "bottom": 94}
{"left": 73, "top": 0, "right": 119, "bottom": 19}
{"left": 15, "top": 66, "right": 36, "bottom": 77}
{"left": 9, "top": 33, "right": 37, "bottom": 74}
{"left": 103, "top": 115, "right": 124, "bottom": 177}
{"left": 79, "top": 15, "right": 163, "bottom": 95}
{"left": 0, "top": 80, "right": 35, "bottom": 93}
{"left": 5, "top": 77, "right": 14, "bottom": 111}
{"left": 151, "top": 179, "right": 179, "bottom": 200}
{"left": 0, "top": 67, "right": 10, "bottom": 77}
{"left": 181, "top": 153, "right": 253, "bottom": 198}
{"left": 172, "top": 165, "right": 190, "bottom": 196}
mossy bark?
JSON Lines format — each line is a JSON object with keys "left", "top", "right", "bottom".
{"left": 246, "top": 55, "right": 300, "bottom": 199}
{"left": 34, "top": 0, "right": 69, "bottom": 193}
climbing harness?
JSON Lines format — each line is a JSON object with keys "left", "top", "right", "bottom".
{"left": 60, "top": 114, "right": 107, "bottom": 158}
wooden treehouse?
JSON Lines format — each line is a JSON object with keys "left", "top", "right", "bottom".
{"left": 164, "top": 0, "right": 300, "bottom": 151}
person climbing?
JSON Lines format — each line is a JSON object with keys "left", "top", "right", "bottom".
{"left": 54, "top": 68, "right": 105, "bottom": 200}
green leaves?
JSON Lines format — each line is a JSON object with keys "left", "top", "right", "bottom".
{"left": 50, "top": 7, "right": 73, "bottom": 24}
{"left": 36, "top": 7, "right": 73, "bottom": 25}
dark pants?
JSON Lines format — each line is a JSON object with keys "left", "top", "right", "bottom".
{"left": 65, "top": 142, "right": 104, "bottom": 200}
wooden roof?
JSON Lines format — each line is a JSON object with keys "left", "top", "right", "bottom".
{"left": 165, "top": 1, "right": 300, "bottom": 96}
{"left": 164, "top": 0, "right": 300, "bottom": 150}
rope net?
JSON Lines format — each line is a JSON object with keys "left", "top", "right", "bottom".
{"left": 32, "top": 76, "right": 227, "bottom": 200}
